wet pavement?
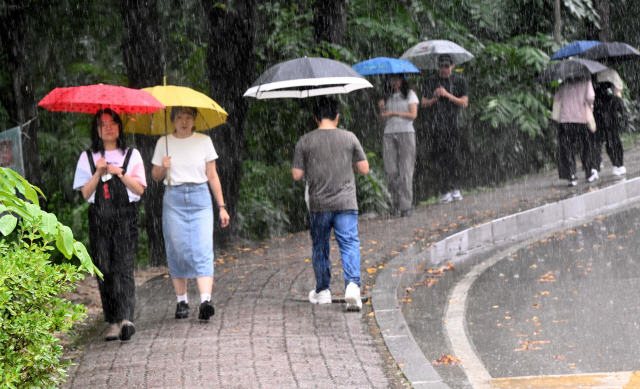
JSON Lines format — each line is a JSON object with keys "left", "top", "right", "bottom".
{"left": 402, "top": 207, "right": 640, "bottom": 388}
{"left": 65, "top": 143, "right": 640, "bottom": 388}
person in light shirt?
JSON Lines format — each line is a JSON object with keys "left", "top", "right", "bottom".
{"left": 378, "top": 74, "right": 419, "bottom": 217}
{"left": 151, "top": 106, "right": 229, "bottom": 322}
{"left": 73, "top": 108, "right": 147, "bottom": 342}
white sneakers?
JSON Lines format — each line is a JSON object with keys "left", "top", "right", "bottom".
{"left": 612, "top": 166, "right": 626, "bottom": 176}
{"left": 309, "top": 289, "right": 331, "bottom": 304}
{"left": 440, "top": 190, "right": 462, "bottom": 203}
{"left": 439, "top": 192, "right": 452, "bottom": 203}
{"left": 587, "top": 169, "right": 599, "bottom": 183}
{"left": 309, "top": 284, "right": 362, "bottom": 311}
{"left": 344, "top": 282, "right": 362, "bottom": 311}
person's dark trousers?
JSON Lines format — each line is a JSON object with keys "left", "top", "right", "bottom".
{"left": 557, "top": 123, "right": 596, "bottom": 180}
{"left": 88, "top": 203, "right": 138, "bottom": 324}
{"left": 593, "top": 124, "right": 624, "bottom": 168}
{"left": 431, "top": 126, "right": 461, "bottom": 192}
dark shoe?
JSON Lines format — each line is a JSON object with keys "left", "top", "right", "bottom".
{"left": 400, "top": 210, "right": 412, "bottom": 217}
{"left": 198, "top": 301, "right": 215, "bottom": 321}
{"left": 567, "top": 175, "right": 577, "bottom": 187}
{"left": 175, "top": 301, "right": 190, "bottom": 319}
{"left": 119, "top": 320, "right": 136, "bottom": 341}
{"left": 389, "top": 208, "right": 399, "bottom": 217}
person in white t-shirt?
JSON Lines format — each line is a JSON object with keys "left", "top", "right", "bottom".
{"left": 378, "top": 74, "right": 419, "bottom": 217}
{"left": 73, "top": 108, "right": 147, "bottom": 342}
{"left": 151, "top": 106, "right": 230, "bottom": 322}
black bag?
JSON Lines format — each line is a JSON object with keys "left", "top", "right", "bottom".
{"left": 86, "top": 148, "right": 134, "bottom": 219}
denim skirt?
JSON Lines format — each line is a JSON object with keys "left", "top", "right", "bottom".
{"left": 162, "top": 183, "right": 214, "bottom": 278}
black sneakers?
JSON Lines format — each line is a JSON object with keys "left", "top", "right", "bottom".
{"left": 175, "top": 301, "right": 190, "bottom": 319}
{"left": 198, "top": 301, "right": 215, "bottom": 321}
{"left": 119, "top": 320, "right": 136, "bottom": 341}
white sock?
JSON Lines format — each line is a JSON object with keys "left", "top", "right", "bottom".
{"left": 177, "top": 293, "right": 188, "bottom": 304}
{"left": 200, "top": 293, "right": 211, "bottom": 303}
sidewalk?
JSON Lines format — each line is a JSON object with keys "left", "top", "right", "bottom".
{"left": 64, "top": 143, "right": 640, "bottom": 388}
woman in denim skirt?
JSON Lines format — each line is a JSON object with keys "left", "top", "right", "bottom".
{"left": 151, "top": 106, "right": 230, "bottom": 321}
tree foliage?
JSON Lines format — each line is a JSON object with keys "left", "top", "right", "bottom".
{"left": 0, "top": 0, "right": 638, "bottom": 243}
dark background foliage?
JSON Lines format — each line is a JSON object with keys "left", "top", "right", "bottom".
{"left": 1, "top": 0, "right": 639, "bottom": 261}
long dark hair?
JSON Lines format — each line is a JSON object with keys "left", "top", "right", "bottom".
{"left": 382, "top": 75, "right": 414, "bottom": 101}
{"left": 90, "top": 108, "right": 127, "bottom": 154}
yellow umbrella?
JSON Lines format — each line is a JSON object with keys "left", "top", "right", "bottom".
{"left": 123, "top": 83, "right": 228, "bottom": 135}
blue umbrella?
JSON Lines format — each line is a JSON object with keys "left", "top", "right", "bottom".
{"left": 352, "top": 57, "right": 420, "bottom": 76}
{"left": 551, "top": 40, "right": 601, "bottom": 60}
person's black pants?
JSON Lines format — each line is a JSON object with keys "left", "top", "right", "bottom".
{"left": 431, "top": 126, "right": 461, "bottom": 193}
{"left": 557, "top": 123, "right": 596, "bottom": 180}
{"left": 88, "top": 203, "right": 138, "bottom": 324}
{"left": 592, "top": 124, "right": 624, "bottom": 169}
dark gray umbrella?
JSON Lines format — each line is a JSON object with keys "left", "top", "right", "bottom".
{"left": 536, "top": 58, "right": 607, "bottom": 83}
{"left": 578, "top": 42, "right": 640, "bottom": 64}
{"left": 243, "top": 57, "right": 372, "bottom": 99}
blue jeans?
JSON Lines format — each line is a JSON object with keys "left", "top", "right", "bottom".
{"left": 309, "top": 210, "right": 361, "bottom": 292}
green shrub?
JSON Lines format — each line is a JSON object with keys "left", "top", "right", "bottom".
{"left": 237, "top": 160, "right": 306, "bottom": 240}
{"left": 356, "top": 152, "right": 390, "bottom": 215}
{"left": 237, "top": 153, "right": 391, "bottom": 239}
{"left": 0, "top": 168, "right": 98, "bottom": 388}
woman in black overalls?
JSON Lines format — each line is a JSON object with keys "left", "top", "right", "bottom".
{"left": 72, "top": 108, "right": 146, "bottom": 341}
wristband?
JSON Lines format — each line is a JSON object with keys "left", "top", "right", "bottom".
{"left": 218, "top": 204, "right": 226, "bottom": 209}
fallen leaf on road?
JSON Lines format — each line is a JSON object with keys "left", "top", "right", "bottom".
{"left": 538, "top": 271, "right": 556, "bottom": 282}
{"left": 434, "top": 355, "right": 461, "bottom": 365}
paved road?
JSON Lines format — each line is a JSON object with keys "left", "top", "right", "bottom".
{"left": 65, "top": 143, "right": 640, "bottom": 388}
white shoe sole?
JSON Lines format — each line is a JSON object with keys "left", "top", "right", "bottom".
{"left": 309, "top": 290, "right": 331, "bottom": 304}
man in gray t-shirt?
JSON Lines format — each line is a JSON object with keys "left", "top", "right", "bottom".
{"left": 292, "top": 97, "right": 369, "bottom": 311}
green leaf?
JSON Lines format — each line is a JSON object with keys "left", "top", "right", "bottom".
{"left": 39, "top": 212, "right": 58, "bottom": 237}
{"left": 0, "top": 214, "right": 17, "bottom": 236}
{"left": 55, "top": 225, "right": 74, "bottom": 259}
{"left": 73, "top": 241, "right": 100, "bottom": 277}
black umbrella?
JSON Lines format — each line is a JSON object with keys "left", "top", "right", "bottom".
{"left": 579, "top": 42, "right": 640, "bottom": 64}
{"left": 243, "top": 57, "right": 372, "bottom": 99}
{"left": 536, "top": 58, "right": 607, "bottom": 83}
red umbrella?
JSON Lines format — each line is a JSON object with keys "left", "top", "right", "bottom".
{"left": 38, "top": 84, "right": 165, "bottom": 114}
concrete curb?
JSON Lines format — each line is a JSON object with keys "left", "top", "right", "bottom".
{"left": 372, "top": 177, "right": 640, "bottom": 388}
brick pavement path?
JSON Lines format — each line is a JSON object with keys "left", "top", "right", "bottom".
{"left": 65, "top": 143, "right": 640, "bottom": 389}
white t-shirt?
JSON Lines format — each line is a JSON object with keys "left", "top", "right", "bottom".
{"left": 73, "top": 148, "right": 147, "bottom": 203}
{"left": 151, "top": 132, "right": 218, "bottom": 186}
{"left": 383, "top": 89, "right": 419, "bottom": 134}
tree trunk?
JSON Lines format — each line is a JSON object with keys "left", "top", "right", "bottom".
{"left": 553, "top": 0, "right": 563, "bottom": 44}
{"left": 596, "top": 0, "right": 611, "bottom": 42}
{"left": 313, "top": 0, "right": 346, "bottom": 48}
{"left": 0, "top": 1, "right": 42, "bottom": 187}
{"left": 120, "top": 0, "right": 166, "bottom": 266}
{"left": 202, "top": 0, "right": 256, "bottom": 245}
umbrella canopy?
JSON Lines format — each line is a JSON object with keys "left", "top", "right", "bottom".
{"left": 578, "top": 42, "right": 640, "bottom": 64}
{"left": 243, "top": 57, "right": 372, "bottom": 99}
{"left": 352, "top": 57, "right": 420, "bottom": 76}
{"left": 400, "top": 40, "right": 474, "bottom": 70}
{"left": 38, "top": 84, "right": 165, "bottom": 114}
{"left": 123, "top": 85, "right": 228, "bottom": 135}
{"left": 537, "top": 58, "right": 607, "bottom": 83}
{"left": 551, "top": 40, "right": 601, "bottom": 60}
